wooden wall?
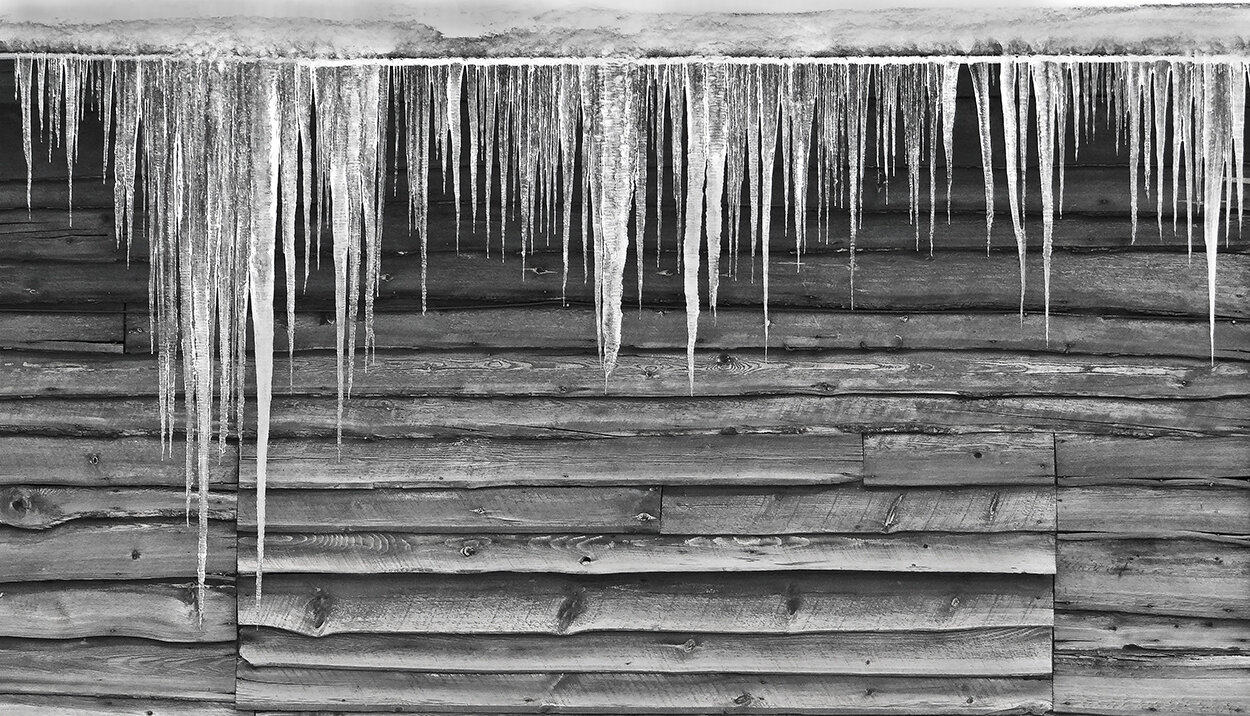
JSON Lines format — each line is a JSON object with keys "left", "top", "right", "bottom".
{"left": 0, "top": 61, "right": 1247, "bottom": 715}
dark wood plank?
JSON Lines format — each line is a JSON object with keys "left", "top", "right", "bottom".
{"left": 0, "top": 637, "right": 235, "bottom": 701}
{"left": 1056, "top": 536, "right": 1250, "bottom": 618}
{"left": 1054, "top": 652, "right": 1250, "bottom": 716}
{"left": 0, "top": 486, "right": 236, "bottom": 529}
{"left": 0, "top": 694, "right": 241, "bottom": 716}
{"left": 0, "top": 520, "right": 236, "bottom": 581}
{"left": 1058, "top": 483, "right": 1250, "bottom": 535}
{"left": 238, "top": 487, "right": 660, "bottom": 534}
{"left": 0, "top": 436, "right": 238, "bottom": 487}
{"left": 0, "top": 307, "right": 124, "bottom": 353}
{"left": 8, "top": 348, "right": 1245, "bottom": 399}
{"left": 238, "top": 531, "right": 1056, "bottom": 575}
{"left": 1056, "top": 611, "right": 1250, "bottom": 651}
{"left": 0, "top": 581, "right": 235, "bottom": 642}
{"left": 239, "top": 434, "right": 862, "bottom": 489}
{"left": 0, "top": 208, "right": 119, "bottom": 261}
{"left": 863, "top": 432, "right": 1055, "bottom": 486}
{"left": 237, "top": 667, "right": 1052, "bottom": 713}
{"left": 662, "top": 484, "right": 1055, "bottom": 534}
{"left": 239, "top": 572, "right": 1054, "bottom": 636}
{"left": 1056, "top": 434, "right": 1250, "bottom": 478}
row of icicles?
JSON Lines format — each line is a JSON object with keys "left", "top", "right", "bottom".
{"left": 7, "top": 55, "right": 1247, "bottom": 613}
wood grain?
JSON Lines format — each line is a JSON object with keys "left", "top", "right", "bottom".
{"left": 239, "top": 573, "right": 1054, "bottom": 636}
{"left": 863, "top": 432, "right": 1055, "bottom": 486}
{"left": 1055, "top": 611, "right": 1250, "bottom": 651}
{"left": 237, "top": 487, "right": 660, "bottom": 534}
{"left": 1057, "top": 483, "right": 1250, "bottom": 535}
{"left": 239, "top": 434, "right": 863, "bottom": 489}
{"left": 661, "top": 484, "right": 1055, "bottom": 534}
{"left": 0, "top": 581, "right": 235, "bottom": 642}
{"left": 0, "top": 520, "right": 236, "bottom": 581}
{"left": 1056, "top": 434, "right": 1250, "bottom": 478}
{"left": 239, "top": 625, "right": 1052, "bottom": 676}
{"left": 0, "top": 436, "right": 238, "bottom": 487}
{"left": 238, "top": 531, "right": 1056, "bottom": 575}
{"left": 0, "top": 307, "right": 124, "bottom": 353}
{"left": 0, "top": 694, "right": 241, "bottom": 716}
{"left": 0, "top": 486, "right": 236, "bottom": 529}
{"left": 1054, "top": 652, "right": 1250, "bottom": 716}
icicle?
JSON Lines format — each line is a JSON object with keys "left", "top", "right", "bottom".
{"left": 16, "top": 56, "right": 34, "bottom": 215}
{"left": 1200, "top": 63, "right": 1232, "bottom": 363}
{"left": 1031, "top": 61, "right": 1057, "bottom": 342}
{"left": 999, "top": 61, "right": 1028, "bottom": 318}
{"left": 681, "top": 62, "right": 708, "bottom": 392}
{"left": 758, "top": 64, "right": 781, "bottom": 355}
{"left": 846, "top": 64, "right": 871, "bottom": 308}
{"left": 941, "top": 62, "right": 959, "bottom": 224}
{"left": 704, "top": 62, "right": 729, "bottom": 316}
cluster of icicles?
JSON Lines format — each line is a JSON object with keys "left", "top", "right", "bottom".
{"left": 8, "top": 54, "right": 1247, "bottom": 613}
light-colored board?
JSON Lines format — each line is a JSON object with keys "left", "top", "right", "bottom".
{"left": 1056, "top": 536, "right": 1250, "bottom": 618}
{"left": 1054, "top": 653, "right": 1250, "bottom": 716}
{"left": 1057, "top": 483, "right": 1250, "bottom": 535}
{"left": 239, "top": 434, "right": 862, "bottom": 489}
{"left": 863, "top": 432, "right": 1055, "bottom": 486}
{"left": 126, "top": 306, "right": 1250, "bottom": 361}
{"left": 1055, "top": 611, "right": 1250, "bottom": 651}
{"left": 240, "top": 626, "right": 1053, "bottom": 676}
{"left": 0, "top": 308, "right": 124, "bottom": 353}
{"left": 239, "top": 573, "right": 1054, "bottom": 636}
{"left": 0, "top": 486, "right": 236, "bottom": 529}
{"left": 238, "top": 531, "right": 1056, "bottom": 575}
{"left": 236, "top": 667, "right": 1052, "bottom": 713}
{"left": 661, "top": 484, "right": 1055, "bottom": 534}
{"left": 0, "top": 581, "right": 235, "bottom": 642}
{"left": 0, "top": 436, "right": 238, "bottom": 487}
{"left": 5, "top": 251, "right": 1247, "bottom": 319}
{"left": 7, "top": 348, "right": 1246, "bottom": 399}
{"left": 0, "top": 520, "right": 236, "bottom": 581}
{"left": 1056, "top": 434, "right": 1250, "bottom": 478}
{"left": 237, "top": 487, "right": 660, "bottom": 534}
{"left": 0, "top": 694, "right": 241, "bottom": 716}
{"left": 5, "top": 395, "right": 1240, "bottom": 440}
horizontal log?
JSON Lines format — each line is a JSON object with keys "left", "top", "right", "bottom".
{"left": 240, "top": 434, "right": 862, "bottom": 489}
{"left": 126, "top": 306, "right": 1250, "bottom": 361}
{"left": 0, "top": 520, "right": 235, "bottom": 581}
{"left": 1056, "top": 434, "right": 1250, "bottom": 478}
{"left": 661, "top": 484, "right": 1055, "bottom": 534}
{"left": 1054, "top": 653, "right": 1250, "bottom": 716}
{"left": 4, "top": 395, "right": 1242, "bottom": 440}
{"left": 0, "top": 694, "right": 241, "bottom": 716}
{"left": 5, "top": 250, "right": 1247, "bottom": 320}
{"left": 0, "top": 486, "right": 236, "bottom": 529}
{"left": 1057, "top": 483, "right": 1250, "bottom": 535}
{"left": 240, "top": 625, "right": 1051, "bottom": 676}
{"left": 0, "top": 208, "right": 118, "bottom": 261}
{"left": 0, "top": 637, "right": 235, "bottom": 701}
{"left": 239, "top": 572, "right": 1054, "bottom": 636}
{"left": 236, "top": 667, "right": 1052, "bottom": 713}
{"left": 1056, "top": 536, "right": 1250, "bottom": 618}
{"left": 238, "top": 487, "right": 660, "bottom": 534}
{"left": 0, "top": 307, "right": 123, "bottom": 353}
{"left": 863, "top": 432, "right": 1055, "bottom": 486}
{"left": 0, "top": 436, "right": 238, "bottom": 487}
{"left": 0, "top": 581, "right": 235, "bottom": 642}
{"left": 238, "top": 531, "right": 1056, "bottom": 575}
{"left": 1056, "top": 611, "right": 1250, "bottom": 652}
{"left": 8, "top": 347, "right": 1246, "bottom": 400}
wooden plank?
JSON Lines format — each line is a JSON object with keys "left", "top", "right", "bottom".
{"left": 0, "top": 520, "right": 236, "bottom": 581}
{"left": 237, "top": 487, "right": 660, "bottom": 534}
{"left": 0, "top": 208, "right": 120, "bottom": 261}
{"left": 0, "top": 637, "right": 235, "bottom": 701}
{"left": 661, "top": 484, "right": 1055, "bottom": 534}
{"left": 0, "top": 436, "right": 238, "bottom": 487}
{"left": 0, "top": 694, "right": 240, "bottom": 716}
{"left": 128, "top": 306, "right": 1250, "bottom": 360}
{"left": 8, "top": 347, "right": 1247, "bottom": 399}
{"left": 1056, "top": 611, "right": 1250, "bottom": 651}
{"left": 240, "top": 625, "right": 1052, "bottom": 676}
{"left": 0, "top": 307, "right": 124, "bottom": 353}
{"left": 0, "top": 486, "right": 236, "bottom": 529}
{"left": 0, "top": 581, "right": 235, "bottom": 642}
{"left": 1056, "top": 434, "right": 1250, "bottom": 478}
{"left": 863, "top": 432, "right": 1055, "bottom": 486}
{"left": 238, "top": 531, "right": 1056, "bottom": 575}
{"left": 1054, "top": 653, "right": 1250, "bottom": 716}
{"left": 5, "top": 250, "right": 1247, "bottom": 319}
{"left": 4, "top": 395, "right": 1242, "bottom": 439}
{"left": 237, "top": 667, "right": 1052, "bottom": 713}
{"left": 1056, "top": 536, "right": 1250, "bottom": 618}
{"left": 239, "top": 573, "right": 1054, "bottom": 636}
{"left": 1058, "top": 483, "right": 1250, "bottom": 535}
{"left": 239, "top": 434, "right": 863, "bottom": 489}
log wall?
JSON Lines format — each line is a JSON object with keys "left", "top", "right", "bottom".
{"left": 0, "top": 61, "right": 1247, "bottom": 715}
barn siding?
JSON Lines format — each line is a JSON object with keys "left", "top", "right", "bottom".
{"left": 0, "top": 61, "right": 1247, "bottom": 715}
